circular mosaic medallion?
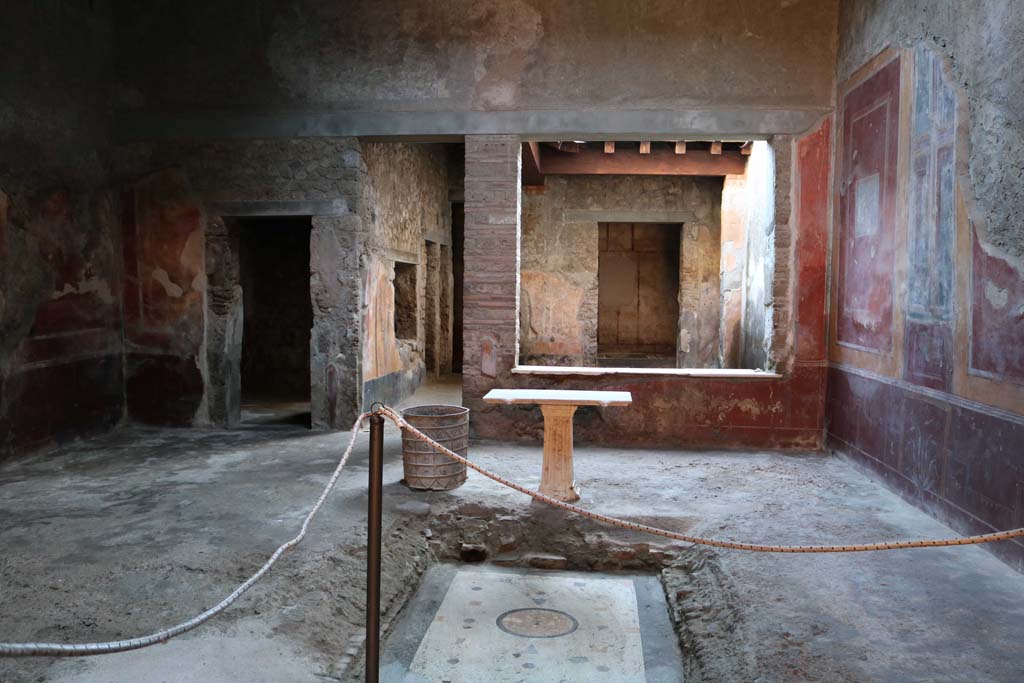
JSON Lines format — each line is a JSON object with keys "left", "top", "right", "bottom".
{"left": 495, "top": 608, "right": 579, "bottom": 638}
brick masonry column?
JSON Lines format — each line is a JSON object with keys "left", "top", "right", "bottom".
{"left": 462, "top": 135, "right": 521, "bottom": 431}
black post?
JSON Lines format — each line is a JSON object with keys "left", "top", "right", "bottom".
{"left": 366, "top": 414, "right": 384, "bottom": 683}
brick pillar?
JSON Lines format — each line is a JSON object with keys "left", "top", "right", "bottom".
{"left": 770, "top": 135, "right": 794, "bottom": 371}
{"left": 462, "top": 135, "right": 521, "bottom": 429}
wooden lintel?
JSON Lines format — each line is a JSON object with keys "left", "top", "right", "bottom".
{"left": 740, "top": 141, "right": 753, "bottom": 155}
{"left": 710, "top": 141, "right": 723, "bottom": 155}
{"left": 521, "top": 141, "right": 545, "bottom": 186}
{"left": 674, "top": 141, "right": 687, "bottom": 155}
{"left": 538, "top": 146, "right": 747, "bottom": 176}
{"left": 604, "top": 141, "right": 615, "bottom": 154}
{"left": 639, "top": 141, "right": 651, "bottom": 154}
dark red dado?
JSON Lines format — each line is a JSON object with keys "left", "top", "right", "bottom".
{"left": 827, "top": 365, "right": 1024, "bottom": 572}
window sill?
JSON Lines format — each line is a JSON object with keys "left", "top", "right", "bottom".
{"left": 511, "top": 365, "right": 782, "bottom": 379}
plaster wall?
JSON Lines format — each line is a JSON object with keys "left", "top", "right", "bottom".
{"left": 113, "top": 0, "right": 839, "bottom": 135}
{"left": 828, "top": 1, "right": 1024, "bottom": 570}
{"left": 0, "top": 1, "right": 123, "bottom": 457}
{"left": 719, "top": 174, "right": 747, "bottom": 368}
{"left": 739, "top": 142, "right": 779, "bottom": 370}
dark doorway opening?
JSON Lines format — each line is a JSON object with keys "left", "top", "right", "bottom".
{"left": 451, "top": 201, "right": 465, "bottom": 373}
{"left": 597, "top": 222, "right": 680, "bottom": 367}
{"left": 238, "top": 216, "right": 313, "bottom": 426}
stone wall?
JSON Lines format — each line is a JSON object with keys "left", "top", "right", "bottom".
{"left": 827, "top": 1, "right": 1024, "bottom": 571}
{"left": 119, "top": 137, "right": 369, "bottom": 428}
{"left": 360, "top": 143, "right": 452, "bottom": 408}
{"left": 0, "top": 1, "right": 123, "bottom": 457}
{"left": 117, "top": 139, "right": 453, "bottom": 428}
{"left": 519, "top": 176, "right": 722, "bottom": 367}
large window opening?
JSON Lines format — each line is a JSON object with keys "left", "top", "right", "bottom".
{"left": 518, "top": 139, "right": 776, "bottom": 372}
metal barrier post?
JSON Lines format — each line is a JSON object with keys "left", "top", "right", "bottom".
{"left": 366, "top": 414, "right": 384, "bottom": 683}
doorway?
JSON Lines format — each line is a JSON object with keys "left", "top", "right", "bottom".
{"left": 451, "top": 201, "right": 465, "bottom": 373}
{"left": 597, "top": 223, "right": 680, "bottom": 367}
{"left": 237, "top": 216, "right": 313, "bottom": 426}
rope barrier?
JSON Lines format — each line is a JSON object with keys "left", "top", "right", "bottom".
{"left": 2, "top": 403, "right": 1022, "bottom": 659}
{"left": 0, "top": 412, "right": 371, "bottom": 658}
{"left": 377, "top": 405, "right": 1024, "bottom": 554}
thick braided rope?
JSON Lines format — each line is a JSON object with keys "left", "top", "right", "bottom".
{"left": 0, "top": 412, "right": 371, "bottom": 658}
{"left": 4, "top": 405, "right": 1024, "bottom": 658}
{"left": 380, "top": 406, "right": 1024, "bottom": 554}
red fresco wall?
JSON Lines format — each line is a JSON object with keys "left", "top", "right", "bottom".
{"left": 2, "top": 189, "right": 123, "bottom": 453}
{"left": 122, "top": 169, "right": 207, "bottom": 425}
{"left": 835, "top": 56, "right": 901, "bottom": 354}
{"left": 465, "top": 119, "right": 833, "bottom": 449}
{"left": 971, "top": 239, "right": 1024, "bottom": 382}
{"left": 827, "top": 48, "right": 1024, "bottom": 572}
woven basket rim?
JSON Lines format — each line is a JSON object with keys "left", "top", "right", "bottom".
{"left": 401, "top": 404, "right": 470, "bottom": 418}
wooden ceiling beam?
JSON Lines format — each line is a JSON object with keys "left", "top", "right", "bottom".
{"left": 710, "top": 141, "right": 723, "bottom": 155}
{"left": 537, "top": 145, "right": 747, "bottom": 176}
{"left": 639, "top": 141, "right": 651, "bottom": 154}
{"left": 740, "top": 141, "right": 753, "bottom": 155}
{"left": 674, "top": 141, "right": 687, "bottom": 154}
{"left": 604, "top": 141, "right": 615, "bottom": 154}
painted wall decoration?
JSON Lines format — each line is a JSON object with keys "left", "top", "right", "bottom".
{"left": 122, "top": 169, "right": 206, "bottom": 425}
{"left": 20, "top": 189, "right": 121, "bottom": 368}
{"left": 971, "top": 239, "right": 1024, "bottom": 383}
{"left": 836, "top": 56, "right": 901, "bottom": 354}
{"left": 361, "top": 258, "right": 404, "bottom": 384}
{"left": 3, "top": 188, "right": 123, "bottom": 452}
{"left": 828, "top": 46, "right": 1024, "bottom": 572}
{"left": 904, "top": 46, "right": 957, "bottom": 391}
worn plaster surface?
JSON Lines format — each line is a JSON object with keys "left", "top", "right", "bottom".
{"left": 113, "top": 1, "right": 838, "bottom": 116}
{"left": 837, "top": 0, "right": 1024, "bottom": 262}
{"left": 1, "top": 381, "right": 1023, "bottom": 682}
{"left": 828, "top": 1, "right": 1024, "bottom": 572}
{"left": 0, "top": 1, "right": 122, "bottom": 457}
